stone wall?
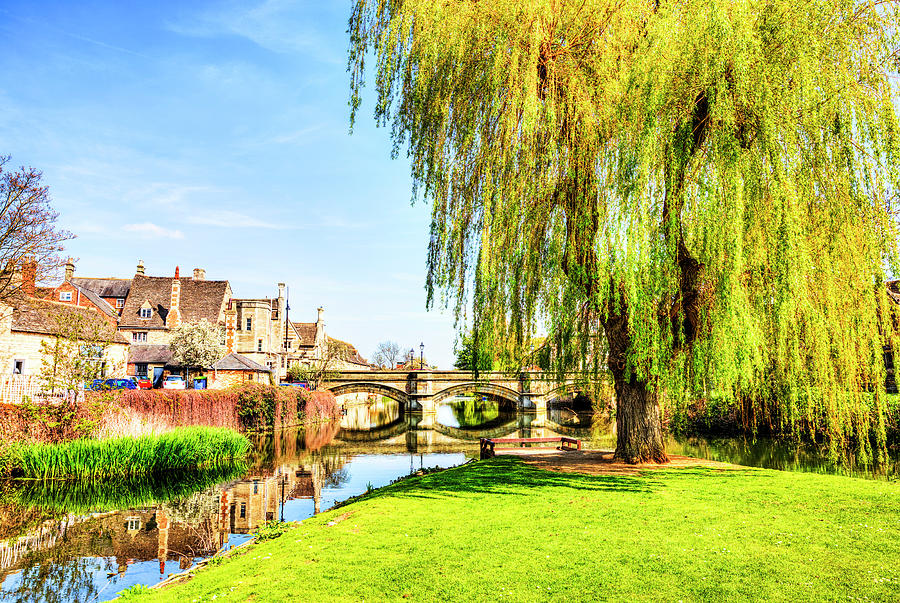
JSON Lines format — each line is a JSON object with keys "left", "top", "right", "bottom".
{"left": 0, "top": 329, "right": 128, "bottom": 379}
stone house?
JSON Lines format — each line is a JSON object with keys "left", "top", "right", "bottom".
{"left": 62, "top": 258, "right": 132, "bottom": 317}
{"left": 119, "top": 266, "right": 231, "bottom": 383}
{"left": 289, "top": 309, "right": 371, "bottom": 371}
{"left": 224, "top": 290, "right": 371, "bottom": 380}
{"left": 227, "top": 283, "right": 291, "bottom": 377}
{"left": 208, "top": 353, "right": 271, "bottom": 389}
{"left": 0, "top": 294, "right": 129, "bottom": 381}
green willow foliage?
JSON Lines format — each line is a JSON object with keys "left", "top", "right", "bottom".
{"left": 349, "top": 0, "right": 900, "bottom": 459}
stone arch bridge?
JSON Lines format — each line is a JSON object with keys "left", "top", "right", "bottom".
{"left": 324, "top": 370, "right": 588, "bottom": 414}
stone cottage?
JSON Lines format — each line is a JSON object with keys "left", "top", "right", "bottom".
{"left": 118, "top": 266, "right": 231, "bottom": 384}
{"left": 0, "top": 294, "right": 128, "bottom": 386}
{"left": 208, "top": 353, "right": 271, "bottom": 389}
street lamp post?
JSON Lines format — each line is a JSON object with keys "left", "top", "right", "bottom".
{"left": 419, "top": 342, "right": 424, "bottom": 370}
{"left": 409, "top": 349, "right": 415, "bottom": 369}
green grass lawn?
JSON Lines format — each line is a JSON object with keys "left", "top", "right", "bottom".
{"left": 137, "top": 457, "right": 900, "bottom": 602}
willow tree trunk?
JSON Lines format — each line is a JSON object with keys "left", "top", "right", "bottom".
{"left": 604, "top": 309, "right": 669, "bottom": 464}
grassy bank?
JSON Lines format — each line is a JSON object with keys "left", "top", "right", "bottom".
{"left": 1, "top": 426, "right": 250, "bottom": 480}
{"left": 138, "top": 457, "right": 900, "bottom": 602}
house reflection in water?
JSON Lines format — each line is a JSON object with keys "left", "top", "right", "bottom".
{"left": 0, "top": 439, "right": 345, "bottom": 599}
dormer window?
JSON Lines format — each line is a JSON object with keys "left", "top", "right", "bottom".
{"left": 116, "top": 298, "right": 125, "bottom": 309}
{"left": 139, "top": 308, "right": 152, "bottom": 319}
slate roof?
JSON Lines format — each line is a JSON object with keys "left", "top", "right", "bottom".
{"left": 128, "top": 345, "right": 173, "bottom": 364}
{"left": 292, "top": 322, "right": 318, "bottom": 347}
{"left": 119, "top": 275, "right": 230, "bottom": 330}
{"left": 70, "top": 283, "right": 118, "bottom": 318}
{"left": 213, "top": 353, "right": 270, "bottom": 372}
{"left": 70, "top": 277, "right": 131, "bottom": 299}
{"left": 10, "top": 296, "right": 129, "bottom": 344}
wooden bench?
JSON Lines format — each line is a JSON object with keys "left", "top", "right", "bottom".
{"left": 480, "top": 436, "right": 581, "bottom": 459}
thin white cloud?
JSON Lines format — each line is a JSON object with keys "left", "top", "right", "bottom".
{"left": 168, "top": 0, "right": 339, "bottom": 63}
{"left": 123, "top": 223, "right": 185, "bottom": 239}
{"left": 270, "top": 125, "right": 325, "bottom": 145}
{"left": 185, "top": 210, "right": 290, "bottom": 229}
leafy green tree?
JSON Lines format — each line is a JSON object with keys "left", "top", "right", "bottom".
{"left": 169, "top": 320, "right": 223, "bottom": 382}
{"left": 349, "top": 1, "right": 900, "bottom": 463}
{"left": 454, "top": 333, "right": 494, "bottom": 372}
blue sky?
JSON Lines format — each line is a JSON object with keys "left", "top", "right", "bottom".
{"left": 0, "top": 0, "right": 460, "bottom": 367}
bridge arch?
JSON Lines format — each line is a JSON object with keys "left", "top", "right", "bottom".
{"left": 543, "top": 382, "right": 595, "bottom": 405}
{"left": 431, "top": 383, "right": 522, "bottom": 408}
{"left": 326, "top": 382, "right": 410, "bottom": 408}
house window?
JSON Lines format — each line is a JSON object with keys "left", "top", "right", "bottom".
{"left": 116, "top": 298, "right": 125, "bottom": 309}
{"left": 253, "top": 480, "right": 258, "bottom": 494}
{"left": 59, "top": 291, "right": 72, "bottom": 302}
{"left": 257, "top": 339, "right": 263, "bottom": 352}
{"left": 246, "top": 317, "right": 252, "bottom": 331}
{"left": 139, "top": 308, "right": 152, "bottom": 319}
{"left": 126, "top": 517, "right": 141, "bottom": 531}
{"left": 136, "top": 363, "right": 148, "bottom": 377}
{"left": 133, "top": 332, "right": 147, "bottom": 343}
{"left": 12, "top": 360, "right": 24, "bottom": 374}
{"left": 240, "top": 503, "right": 246, "bottom": 519}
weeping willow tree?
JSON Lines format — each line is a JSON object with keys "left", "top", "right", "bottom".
{"left": 348, "top": 0, "right": 900, "bottom": 463}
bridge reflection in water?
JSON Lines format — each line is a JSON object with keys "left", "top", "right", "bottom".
{"left": 335, "top": 395, "right": 597, "bottom": 450}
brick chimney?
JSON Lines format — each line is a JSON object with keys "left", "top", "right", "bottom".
{"left": 64, "top": 258, "right": 75, "bottom": 281}
{"left": 192, "top": 268, "right": 206, "bottom": 281}
{"left": 21, "top": 260, "right": 37, "bottom": 296}
{"left": 224, "top": 299, "right": 236, "bottom": 354}
{"left": 136, "top": 260, "right": 145, "bottom": 275}
{"left": 169, "top": 267, "right": 182, "bottom": 329}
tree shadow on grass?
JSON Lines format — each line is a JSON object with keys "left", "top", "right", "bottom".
{"left": 367, "top": 457, "right": 655, "bottom": 502}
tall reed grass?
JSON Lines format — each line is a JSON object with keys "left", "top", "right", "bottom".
{"left": 2, "top": 426, "right": 251, "bottom": 481}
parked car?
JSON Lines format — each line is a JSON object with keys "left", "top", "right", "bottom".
{"left": 87, "top": 378, "right": 137, "bottom": 391}
{"left": 162, "top": 375, "right": 186, "bottom": 390}
{"left": 130, "top": 376, "right": 152, "bottom": 390}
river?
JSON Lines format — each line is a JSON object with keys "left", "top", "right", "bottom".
{"left": 0, "top": 397, "right": 895, "bottom": 602}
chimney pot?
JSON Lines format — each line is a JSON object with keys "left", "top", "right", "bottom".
{"left": 317, "top": 307, "right": 324, "bottom": 322}
{"left": 136, "top": 260, "right": 145, "bottom": 275}
{"left": 64, "top": 258, "right": 75, "bottom": 281}
{"left": 193, "top": 268, "right": 206, "bottom": 280}
{"left": 174, "top": 266, "right": 180, "bottom": 279}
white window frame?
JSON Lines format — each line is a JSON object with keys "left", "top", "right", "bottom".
{"left": 116, "top": 298, "right": 125, "bottom": 309}
{"left": 59, "top": 291, "right": 72, "bottom": 302}
{"left": 133, "top": 332, "right": 147, "bottom": 343}
{"left": 139, "top": 307, "right": 152, "bottom": 319}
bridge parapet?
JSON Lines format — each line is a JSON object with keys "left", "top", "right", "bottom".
{"left": 324, "top": 370, "right": 592, "bottom": 414}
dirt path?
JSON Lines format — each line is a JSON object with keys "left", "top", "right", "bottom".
{"left": 499, "top": 448, "right": 739, "bottom": 476}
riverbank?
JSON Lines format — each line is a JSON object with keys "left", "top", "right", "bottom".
{"left": 138, "top": 456, "right": 900, "bottom": 602}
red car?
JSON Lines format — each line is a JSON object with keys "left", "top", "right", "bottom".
{"left": 130, "top": 376, "right": 152, "bottom": 390}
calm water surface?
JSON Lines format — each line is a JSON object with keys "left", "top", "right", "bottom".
{"left": 0, "top": 397, "right": 895, "bottom": 602}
